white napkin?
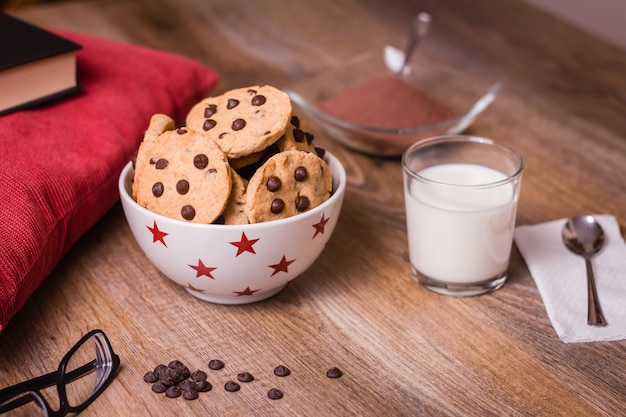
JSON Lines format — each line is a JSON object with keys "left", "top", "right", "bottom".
{"left": 514, "top": 215, "right": 626, "bottom": 343}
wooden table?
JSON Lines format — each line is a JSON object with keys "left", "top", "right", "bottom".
{"left": 2, "top": 0, "right": 625, "bottom": 415}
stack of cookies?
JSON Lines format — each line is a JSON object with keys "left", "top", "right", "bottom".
{"left": 132, "top": 85, "right": 333, "bottom": 225}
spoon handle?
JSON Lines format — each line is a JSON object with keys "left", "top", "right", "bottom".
{"left": 585, "top": 257, "right": 608, "bottom": 326}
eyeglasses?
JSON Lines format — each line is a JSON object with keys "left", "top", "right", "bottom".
{"left": 0, "top": 329, "right": 120, "bottom": 417}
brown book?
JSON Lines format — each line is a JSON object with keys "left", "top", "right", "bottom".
{"left": 0, "top": 12, "right": 82, "bottom": 116}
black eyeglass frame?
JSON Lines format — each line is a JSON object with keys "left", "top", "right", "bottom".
{"left": 0, "top": 329, "right": 120, "bottom": 416}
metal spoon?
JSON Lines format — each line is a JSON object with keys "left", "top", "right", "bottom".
{"left": 397, "top": 12, "right": 432, "bottom": 75}
{"left": 561, "top": 215, "right": 608, "bottom": 326}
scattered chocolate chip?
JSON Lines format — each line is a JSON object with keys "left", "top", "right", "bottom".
{"left": 155, "top": 158, "right": 168, "bottom": 169}
{"left": 208, "top": 359, "right": 225, "bottom": 370}
{"left": 266, "top": 176, "right": 282, "bottom": 192}
{"left": 227, "top": 98, "right": 240, "bottom": 109}
{"left": 151, "top": 381, "right": 167, "bottom": 394}
{"left": 224, "top": 381, "right": 240, "bottom": 392}
{"left": 166, "top": 386, "right": 182, "bottom": 398}
{"left": 182, "top": 389, "right": 199, "bottom": 400}
{"left": 178, "top": 379, "right": 194, "bottom": 391}
{"left": 273, "top": 365, "right": 291, "bottom": 377}
{"left": 232, "top": 118, "right": 246, "bottom": 131}
{"left": 295, "top": 196, "right": 310, "bottom": 212}
{"left": 152, "top": 182, "right": 164, "bottom": 197}
{"left": 176, "top": 127, "right": 187, "bottom": 134}
{"left": 267, "top": 388, "right": 283, "bottom": 400}
{"left": 294, "top": 166, "right": 308, "bottom": 181}
{"left": 247, "top": 88, "right": 257, "bottom": 95}
{"left": 208, "top": 168, "right": 218, "bottom": 173}
{"left": 194, "top": 380, "right": 212, "bottom": 392}
{"left": 203, "top": 119, "right": 217, "bottom": 131}
{"left": 191, "top": 370, "right": 207, "bottom": 381}
{"left": 143, "top": 371, "right": 159, "bottom": 383}
{"left": 181, "top": 205, "right": 196, "bottom": 220}
{"left": 176, "top": 179, "right": 190, "bottom": 195}
{"left": 290, "top": 115, "right": 300, "bottom": 128}
{"left": 271, "top": 199, "right": 285, "bottom": 214}
{"left": 193, "top": 154, "right": 208, "bottom": 169}
{"left": 326, "top": 367, "right": 343, "bottom": 378}
{"left": 315, "top": 147, "right": 326, "bottom": 158}
{"left": 305, "top": 132, "right": 315, "bottom": 145}
{"left": 237, "top": 372, "right": 254, "bottom": 383}
{"left": 204, "top": 104, "right": 217, "bottom": 118}
{"left": 154, "top": 364, "right": 167, "bottom": 377}
{"left": 251, "top": 95, "right": 266, "bottom": 106}
{"left": 160, "top": 375, "right": 176, "bottom": 387}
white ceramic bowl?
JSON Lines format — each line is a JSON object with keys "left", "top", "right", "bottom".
{"left": 119, "top": 151, "right": 346, "bottom": 304}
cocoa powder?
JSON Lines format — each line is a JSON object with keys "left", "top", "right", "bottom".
{"left": 318, "top": 74, "right": 456, "bottom": 129}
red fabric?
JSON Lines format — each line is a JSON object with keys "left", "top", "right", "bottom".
{"left": 0, "top": 30, "right": 219, "bottom": 333}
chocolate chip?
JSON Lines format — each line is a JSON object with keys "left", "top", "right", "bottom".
{"left": 293, "top": 128, "right": 305, "bottom": 143}
{"left": 155, "top": 158, "right": 168, "bottom": 169}
{"left": 194, "top": 380, "right": 212, "bottom": 392}
{"left": 227, "top": 98, "right": 240, "bottom": 109}
{"left": 151, "top": 381, "right": 167, "bottom": 393}
{"left": 251, "top": 95, "right": 266, "bottom": 106}
{"left": 160, "top": 375, "right": 176, "bottom": 387}
{"left": 294, "top": 166, "right": 308, "bottom": 181}
{"left": 237, "top": 372, "right": 254, "bottom": 383}
{"left": 178, "top": 380, "right": 194, "bottom": 391}
{"left": 305, "top": 132, "right": 315, "bottom": 145}
{"left": 152, "top": 182, "right": 164, "bottom": 197}
{"left": 182, "top": 389, "right": 199, "bottom": 400}
{"left": 290, "top": 115, "right": 300, "bottom": 128}
{"left": 295, "top": 196, "right": 310, "bottom": 212}
{"left": 224, "top": 381, "right": 240, "bottom": 392}
{"left": 194, "top": 154, "right": 208, "bottom": 169}
{"left": 176, "top": 179, "right": 190, "bottom": 195}
{"left": 203, "top": 119, "right": 217, "bottom": 131}
{"left": 154, "top": 364, "right": 167, "bottom": 378}
{"left": 315, "top": 147, "right": 326, "bottom": 158}
{"left": 232, "top": 118, "right": 246, "bottom": 131}
{"left": 204, "top": 104, "right": 217, "bottom": 118}
{"left": 181, "top": 205, "right": 196, "bottom": 220}
{"left": 208, "top": 359, "right": 225, "bottom": 370}
{"left": 266, "top": 176, "right": 281, "bottom": 192}
{"left": 326, "top": 367, "right": 343, "bottom": 378}
{"left": 176, "top": 127, "right": 187, "bottom": 134}
{"left": 271, "top": 199, "right": 285, "bottom": 214}
{"left": 247, "top": 88, "right": 257, "bottom": 95}
{"left": 267, "top": 388, "right": 283, "bottom": 400}
{"left": 191, "top": 370, "right": 207, "bottom": 381}
{"left": 143, "top": 371, "right": 159, "bottom": 383}
{"left": 273, "top": 365, "right": 290, "bottom": 377}
{"left": 165, "top": 386, "right": 181, "bottom": 398}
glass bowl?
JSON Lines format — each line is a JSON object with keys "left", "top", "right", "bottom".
{"left": 284, "top": 46, "right": 502, "bottom": 157}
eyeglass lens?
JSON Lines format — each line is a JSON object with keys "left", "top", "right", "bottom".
{"left": 0, "top": 392, "right": 47, "bottom": 417}
{"left": 63, "top": 332, "right": 115, "bottom": 408}
{"left": 0, "top": 331, "right": 117, "bottom": 416}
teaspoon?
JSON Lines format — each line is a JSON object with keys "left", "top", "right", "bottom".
{"left": 561, "top": 215, "right": 608, "bottom": 326}
{"left": 397, "top": 12, "right": 432, "bottom": 75}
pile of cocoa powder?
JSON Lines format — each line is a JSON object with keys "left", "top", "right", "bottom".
{"left": 318, "top": 74, "right": 456, "bottom": 129}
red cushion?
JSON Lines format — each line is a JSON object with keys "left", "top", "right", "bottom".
{"left": 0, "top": 30, "right": 219, "bottom": 332}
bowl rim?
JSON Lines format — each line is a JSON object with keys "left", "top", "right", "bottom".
{"left": 118, "top": 150, "right": 347, "bottom": 230}
{"left": 284, "top": 46, "right": 502, "bottom": 135}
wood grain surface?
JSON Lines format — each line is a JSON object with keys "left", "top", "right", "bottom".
{"left": 1, "top": 0, "right": 625, "bottom": 416}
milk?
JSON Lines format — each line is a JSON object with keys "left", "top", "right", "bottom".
{"left": 404, "top": 163, "right": 519, "bottom": 283}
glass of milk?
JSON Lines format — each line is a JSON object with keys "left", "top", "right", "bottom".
{"left": 402, "top": 135, "right": 524, "bottom": 296}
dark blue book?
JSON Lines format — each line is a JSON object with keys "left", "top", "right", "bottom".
{"left": 0, "top": 12, "right": 82, "bottom": 116}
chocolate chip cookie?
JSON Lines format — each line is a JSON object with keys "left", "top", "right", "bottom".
{"left": 186, "top": 85, "right": 292, "bottom": 159}
{"left": 244, "top": 150, "right": 332, "bottom": 223}
{"left": 133, "top": 127, "right": 231, "bottom": 223}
